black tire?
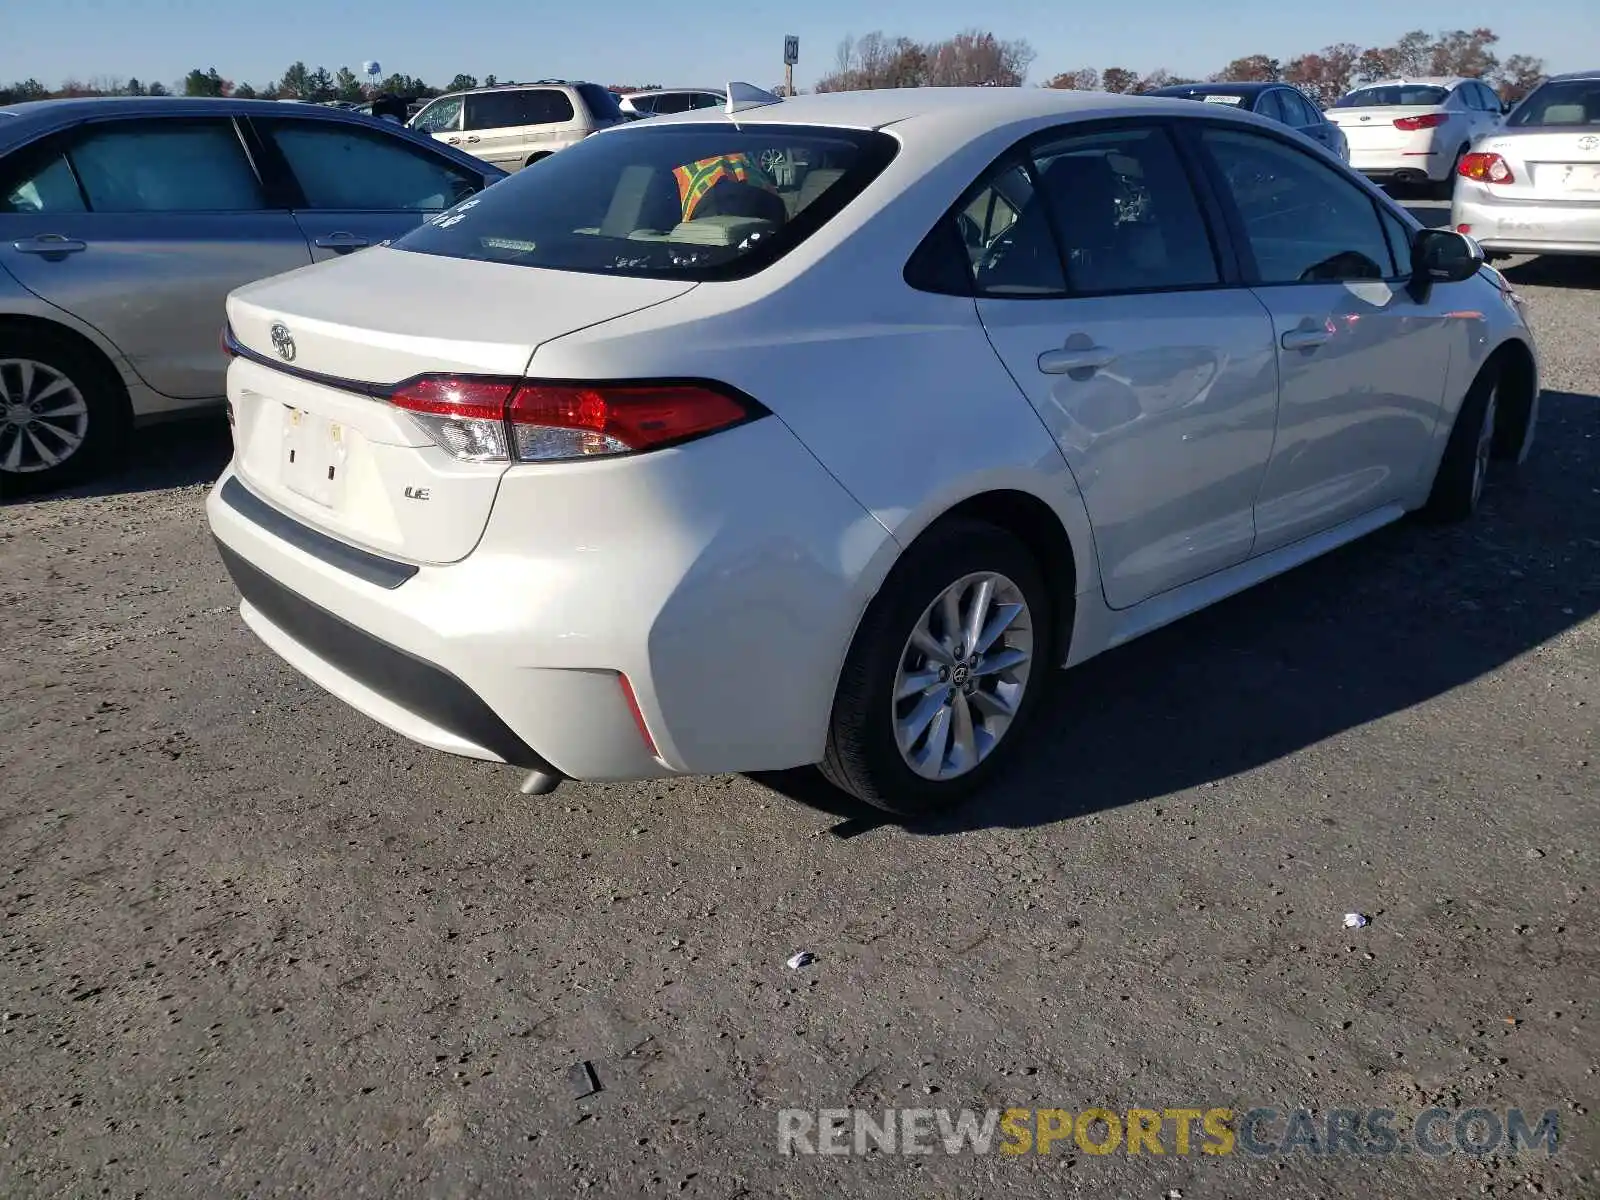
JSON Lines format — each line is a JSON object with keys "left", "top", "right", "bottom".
{"left": 1437, "top": 146, "right": 1468, "bottom": 199}
{"left": 0, "top": 327, "right": 129, "bottom": 497}
{"left": 819, "top": 519, "right": 1055, "bottom": 816}
{"left": 1420, "top": 361, "right": 1500, "bottom": 523}
{"left": 524, "top": 153, "right": 549, "bottom": 168}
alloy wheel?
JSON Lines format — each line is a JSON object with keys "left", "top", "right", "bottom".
{"left": 891, "top": 571, "right": 1034, "bottom": 781}
{"left": 0, "top": 358, "right": 90, "bottom": 474}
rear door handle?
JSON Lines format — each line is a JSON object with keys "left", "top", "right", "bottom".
{"left": 465, "top": 135, "right": 481, "bottom": 143}
{"left": 1280, "top": 327, "right": 1331, "bottom": 351}
{"left": 12, "top": 235, "right": 87, "bottom": 256}
{"left": 1038, "top": 345, "right": 1116, "bottom": 375}
{"left": 313, "top": 232, "right": 370, "bottom": 251}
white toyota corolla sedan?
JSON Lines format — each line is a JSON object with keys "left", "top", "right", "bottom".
{"left": 207, "top": 84, "right": 1540, "bottom": 815}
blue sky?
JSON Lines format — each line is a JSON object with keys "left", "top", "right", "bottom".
{"left": 3, "top": 0, "right": 1590, "bottom": 93}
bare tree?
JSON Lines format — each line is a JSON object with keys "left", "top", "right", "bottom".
{"left": 1428, "top": 28, "right": 1500, "bottom": 78}
{"left": 1496, "top": 53, "right": 1546, "bottom": 103}
{"left": 817, "top": 27, "right": 1033, "bottom": 91}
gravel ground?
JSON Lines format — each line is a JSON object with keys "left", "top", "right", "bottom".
{"left": 2, "top": 212, "right": 1597, "bottom": 1199}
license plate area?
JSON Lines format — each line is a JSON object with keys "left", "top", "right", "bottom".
{"left": 282, "top": 405, "right": 348, "bottom": 508}
{"left": 1537, "top": 163, "right": 1600, "bottom": 192}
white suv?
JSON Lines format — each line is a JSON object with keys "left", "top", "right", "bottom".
{"left": 1327, "top": 77, "right": 1506, "bottom": 193}
{"left": 408, "top": 80, "right": 627, "bottom": 171}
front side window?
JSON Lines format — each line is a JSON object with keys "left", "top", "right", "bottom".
{"left": 395, "top": 123, "right": 896, "bottom": 279}
{"left": 691, "top": 93, "right": 725, "bottom": 110}
{"left": 1507, "top": 79, "right": 1600, "bottom": 127}
{"left": 411, "top": 96, "right": 464, "bottom": 134}
{"left": 651, "top": 93, "right": 693, "bottom": 115}
{"left": 65, "top": 119, "right": 265, "bottom": 212}
{"left": 1, "top": 149, "right": 86, "bottom": 213}
{"left": 1032, "top": 125, "right": 1220, "bottom": 294}
{"left": 1201, "top": 126, "right": 1394, "bottom": 283}
{"left": 1334, "top": 85, "right": 1450, "bottom": 108}
{"left": 261, "top": 119, "right": 480, "bottom": 211}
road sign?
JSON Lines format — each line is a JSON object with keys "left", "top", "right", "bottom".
{"left": 784, "top": 36, "right": 799, "bottom": 66}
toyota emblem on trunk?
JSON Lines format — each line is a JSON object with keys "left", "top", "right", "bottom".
{"left": 269, "top": 323, "right": 296, "bottom": 362}
{"left": 1580, "top": 135, "right": 1599, "bottom": 152}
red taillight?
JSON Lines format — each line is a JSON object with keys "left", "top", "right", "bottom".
{"left": 1394, "top": 112, "right": 1448, "bottom": 130}
{"left": 507, "top": 383, "right": 755, "bottom": 460}
{"left": 1459, "top": 152, "right": 1515, "bottom": 184}
{"left": 386, "top": 375, "right": 762, "bottom": 463}
{"left": 1456, "top": 223, "right": 1473, "bottom": 234}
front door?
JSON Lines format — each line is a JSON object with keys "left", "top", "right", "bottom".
{"left": 970, "top": 123, "right": 1280, "bottom": 610}
{"left": 0, "top": 116, "right": 310, "bottom": 400}
{"left": 1192, "top": 124, "right": 1454, "bottom": 552}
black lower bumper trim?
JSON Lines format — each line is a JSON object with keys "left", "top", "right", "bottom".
{"left": 219, "top": 476, "right": 417, "bottom": 589}
{"left": 215, "top": 539, "right": 562, "bottom": 774}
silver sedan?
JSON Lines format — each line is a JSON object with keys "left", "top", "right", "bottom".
{"left": 0, "top": 97, "right": 505, "bottom": 492}
{"left": 1452, "top": 69, "right": 1600, "bottom": 259}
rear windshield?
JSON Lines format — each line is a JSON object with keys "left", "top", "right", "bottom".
{"left": 394, "top": 123, "right": 899, "bottom": 280}
{"left": 1507, "top": 79, "right": 1600, "bottom": 127}
{"left": 1335, "top": 85, "right": 1450, "bottom": 108}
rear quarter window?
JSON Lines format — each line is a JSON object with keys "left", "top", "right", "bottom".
{"left": 393, "top": 123, "right": 898, "bottom": 281}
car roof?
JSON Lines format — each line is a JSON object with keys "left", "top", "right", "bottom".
{"left": 1547, "top": 68, "right": 1600, "bottom": 81}
{"left": 637, "top": 86, "right": 1241, "bottom": 137}
{"left": 0, "top": 95, "right": 503, "bottom": 171}
{"left": 1148, "top": 82, "right": 1282, "bottom": 97}
{"left": 623, "top": 88, "right": 724, "bottom": 98}
{"left": 432, "top": 80, "right": 596, "bottom": 100}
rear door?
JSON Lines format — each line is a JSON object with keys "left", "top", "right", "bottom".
{"left": 969, "top": 121, "right": 1280, "bottom": 609}
{"left": 1280, "top": 89, "right": 1341, "bottom": 156}
{"left": 247, "top": 115, "right": 490, "bottom": 259}
{"left": 1191, "top": 123, "right": 1453, "bottom": 551}
{"left": 0, "top": 114, "right": 310, "bottom": 400}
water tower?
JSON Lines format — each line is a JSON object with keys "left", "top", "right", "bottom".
{"left": 363, "top": 61, "right": 381, "bottom": 91}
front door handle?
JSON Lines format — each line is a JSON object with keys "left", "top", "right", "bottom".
{"left": 1038, "top": 344, "right": 1116, "bottom": 375}
{"left": 313, "top": 232, "right": 370, "bottom": 251}
{"left": 1281, "top": 327, "right": 1331, "bottom": 351}
{"left": 12, "top": 234, "right": 87, "bottom": 256}
{"left": 446, "top": 136, "right": 461, "bottom": 144}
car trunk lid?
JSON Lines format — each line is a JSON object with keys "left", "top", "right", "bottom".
{"left": 1328, "top": 106, "right": 1443, "bottom": 151}
{"left": 1475, "top": 130, "right": 1600, "bottom": 201}
{"left": 224, "top": 247, "right": 695, "bottom": 565}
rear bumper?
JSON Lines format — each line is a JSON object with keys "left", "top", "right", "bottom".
{"left": 1452, "top": 189, "right": 1600, "bottom": 256}
{"left": 205, "top": 416, "right": 893, "bottom": 782}
{"left": 1350, "top": 145, "right": 1451, "bottom": 182}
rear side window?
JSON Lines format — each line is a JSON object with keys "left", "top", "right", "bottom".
{"left": 67, "top": 119, "right": 264, "bottom": 212}
{"left": 466, "top": 89, "right": 576, "bottom": 131}
{"left": 691, "top": 93, "right": 724, "bottom": 110}
{"left": 394, "top": 123, "right": 898, "bottom": 280}
{"left": 1334, "top": 85, "right": 1450, "bottom": 108}
{"left": 1507, "top": 79, "right": 1600, "bottom": 127}
{"left": 1033, "top": 126, "right": 1220, "bottom": 294}
{"left": 260, "top": 120, "right": 481, "bottom": 211}
{"left": 576, "top": 84, "right": 625, "bottom": 123}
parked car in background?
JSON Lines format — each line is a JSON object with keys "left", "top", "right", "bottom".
{"left": 618, "top": 88, "right": 727, "bottom": 120}
{"left": 1327, "top": 77, "right": 1506, "bottom": 194}
{"left": 0, "top": 97, "right": 506, "bottom": 491}
{"left": 1146, "top": 82, "right": 1348, "bottom": 161}
{"left": 1452, "top": 69, "right": 1600, "bottom": 260}
{"left": 407, "top": 80, "right": 627, "bottom": 170}
{"left": 207, "top": 86, "right": 1537, "bottom": 816}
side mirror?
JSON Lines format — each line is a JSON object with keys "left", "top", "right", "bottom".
{"left": 1408, "top": 228, "right": 1485, "bottom": 300}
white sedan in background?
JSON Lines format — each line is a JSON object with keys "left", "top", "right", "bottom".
{"left": 207, "top": 85, "right": 1539, "bottom": 816}
{"left": 1328, "top": 76, "right": 1506, "bottom": 193}
{"left": 1452, "top": 69, "right": 1600, "bottom": 259}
